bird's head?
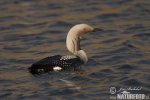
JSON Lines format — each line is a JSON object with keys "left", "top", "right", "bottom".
{"left": 66, "top": 24, "right": 103, "bottom": 62}
{"left": 68, "top": 24, "right": 103, "bottom": 37}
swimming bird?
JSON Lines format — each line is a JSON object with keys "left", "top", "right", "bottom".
{"left": 29, "top": 24, "right": 102, "bottom": 74}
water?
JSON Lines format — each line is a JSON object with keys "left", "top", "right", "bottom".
{"left": 0, "top": 0, "right": 150, "bottom": 100}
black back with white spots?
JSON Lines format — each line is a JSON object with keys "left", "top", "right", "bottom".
{"left": 28, "top": 55, "right": 84, "bottom": 74}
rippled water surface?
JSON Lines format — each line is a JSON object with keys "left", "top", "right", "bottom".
{"left": 0, "top": 0, "right": 150, "bottom": 100}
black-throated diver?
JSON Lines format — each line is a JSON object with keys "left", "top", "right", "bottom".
{"left": 29, "top": 24, "right": 102, "bottom": 74}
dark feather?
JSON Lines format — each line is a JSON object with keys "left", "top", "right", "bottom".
{"left": 28, "top": 55, "right": 84, "bottom": 74}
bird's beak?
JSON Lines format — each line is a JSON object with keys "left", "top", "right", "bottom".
{"left": 92, "top": 28, "right": 103, "bottom": 32}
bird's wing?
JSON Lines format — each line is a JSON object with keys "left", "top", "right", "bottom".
{"left": 60, "top": 55, "right": 84, "bottom": 67}
{"left": 29, "top": 55, "right": 84, "bottom": 74}
{"left": 29, "top": 55, "right": 62, "bottom": 74}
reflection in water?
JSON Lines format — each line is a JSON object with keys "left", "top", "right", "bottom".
{"left": 60, "top": 79, "right": 81, "bottom": 90}
{"left": 0, "top": 0, "right": 150, "bottom": 99}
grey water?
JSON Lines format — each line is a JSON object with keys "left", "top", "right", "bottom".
{"left": 0, "top": 0, "right": 150, "bottom": 100}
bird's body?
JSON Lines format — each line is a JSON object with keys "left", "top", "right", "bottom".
{"left": 29, "top": 24, "right": 102, "bottom": 74}
{"left": 29, "top": 55, "right": 84, "bottom": 74}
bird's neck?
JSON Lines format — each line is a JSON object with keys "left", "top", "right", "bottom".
{"left": 66, "top": 31, "right": 88, "bottom": 64}
{"left": 66, "top": 34, "right": 80, "bottom": 54}
{"left": 75, "top": 50, "right": 88, "bottom": 64}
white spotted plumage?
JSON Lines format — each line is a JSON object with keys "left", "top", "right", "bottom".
{"left": 60, "top": 55, "right": 77, "bottom": 60}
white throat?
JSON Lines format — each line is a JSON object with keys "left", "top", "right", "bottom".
{"left": 66, "top": 32, "right": 80, "bottom": 54}
{"left": 75, "top": 50, "right": 88, "bottom": 64}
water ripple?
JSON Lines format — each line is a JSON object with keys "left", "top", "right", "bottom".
{"left": 0, "top": 0, "right": 149, "bottom": 99}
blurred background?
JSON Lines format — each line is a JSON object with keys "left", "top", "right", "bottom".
{"left": 0, "top": 0, "right": 150, "bottom": 100}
